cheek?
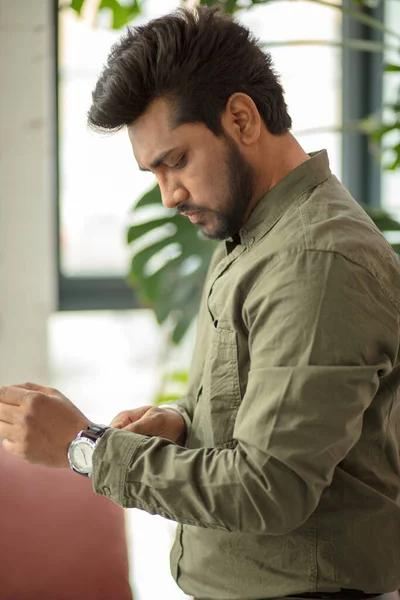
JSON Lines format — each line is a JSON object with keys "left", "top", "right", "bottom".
{"left": 187, "top": 156, "right": 228, "bottom": 209}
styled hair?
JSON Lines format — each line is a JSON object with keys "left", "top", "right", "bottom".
{"left": 88, "top": 6, "right": 292, "bottom": 136}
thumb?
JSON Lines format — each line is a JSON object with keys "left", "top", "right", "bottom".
{"left": 109, "top": 407, "right": 149, "bottom": 428}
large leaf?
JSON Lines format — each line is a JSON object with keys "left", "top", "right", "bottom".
{"left": 97, "top": 0, "right": 142, "bottom": 29}
{"left": 67, "top": 0, "right": 142, "bottom": 27}
{"left": 387, "top": 143, "right": 400, "bottom": 171}
{"left": 126, "top": 185, "right": 217, "bottom": 343}
{"left": 69, "top": 0, "right": 85, "bottom": 15}
{"left": 385, "top": 63, "right": 400, "bottom": 73}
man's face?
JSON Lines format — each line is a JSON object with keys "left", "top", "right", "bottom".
{"left": 128, "top": 98, "right": 255, "bottom": 240}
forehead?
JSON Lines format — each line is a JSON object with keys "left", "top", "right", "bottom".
{"left": 127, "top": 97, "right": 216, "bottom": 168}
{"left": 128, "top": 97, "right": 171, "bottom": 144}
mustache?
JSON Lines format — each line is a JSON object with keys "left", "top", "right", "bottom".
{"left": 176, "top": 204, "right": 204, "bottom": 215}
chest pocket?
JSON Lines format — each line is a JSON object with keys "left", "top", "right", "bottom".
{"left": 201, "top": 326, "right": 242, "bottom": 448}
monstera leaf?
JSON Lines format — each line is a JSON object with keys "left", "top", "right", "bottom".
{"left": 126, "top": 184, "right": 217, "bottom": 343}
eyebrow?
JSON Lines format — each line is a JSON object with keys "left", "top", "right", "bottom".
{"left": 139, "top": 147, "right": 180, "bottom": 172}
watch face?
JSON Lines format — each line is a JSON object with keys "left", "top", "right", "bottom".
{"left": 69, "top": 439, "right": 94, "bottom": 473}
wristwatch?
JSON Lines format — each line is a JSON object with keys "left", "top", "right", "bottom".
{"left": 68, "top": 424, "right": 109, "bottom": 478}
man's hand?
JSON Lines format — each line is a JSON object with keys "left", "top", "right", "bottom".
{"left": 110, "top": 405, "right": 186, "bottom": 445}
{"left": 0, "top": 382, "right": 91, "bottom": 468}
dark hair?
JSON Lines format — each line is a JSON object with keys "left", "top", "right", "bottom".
{"left": 88, "top": 6, "right": 292, "bottom": 136}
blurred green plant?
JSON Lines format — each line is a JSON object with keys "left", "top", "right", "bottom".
{"left": 154, "top": 369, "right": 189, "bottom": 405}
{"left": 63, "top": 0, "right": 400, "bottom": 346}
{"left": 66, "top": 0, "right": 386, "bottom": 24}
{"left": 362, "top": 206, "right": 400, "bottom": 254}
{"left": 127, "top": 185, "right": 216, "bottom": 344}
{"left": 360, "top": 63, "right": 400, "bottom": 171}
{"left": 67, "top": 0, "right": 144, "bottom": 28}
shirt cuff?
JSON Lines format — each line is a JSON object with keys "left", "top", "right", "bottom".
{"left": 91, "top": 427, "right": 147, "bottom": 505}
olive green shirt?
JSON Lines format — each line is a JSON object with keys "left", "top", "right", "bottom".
{"left": 92, "top": 150, "right": 400, "bottom": 600}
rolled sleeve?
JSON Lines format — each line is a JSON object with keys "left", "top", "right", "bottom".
{"left": 92, "top": 428, "right": 147, "bottom": 505}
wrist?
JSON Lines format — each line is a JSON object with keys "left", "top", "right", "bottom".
{"left": 160, "top": 404, "right": 190, "bottom": 445}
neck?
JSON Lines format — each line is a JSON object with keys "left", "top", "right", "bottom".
{"left": 247, "top": 132, "right": 309, "bottom": 217}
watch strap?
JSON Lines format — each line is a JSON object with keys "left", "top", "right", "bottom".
{"left": 80, "top": 423, "right": 109, "bottom": 443}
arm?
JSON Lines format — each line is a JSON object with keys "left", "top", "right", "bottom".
{"left": 92, "top": 250, "right": 398, "bottom": 534}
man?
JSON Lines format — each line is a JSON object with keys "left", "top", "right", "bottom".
{"left": 0, "top": 6, "right": 399, "bottom": 600}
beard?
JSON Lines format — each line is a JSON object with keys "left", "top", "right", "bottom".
{"left": 204, "top": 132, "right": 256, "bottom": 241}
{"left": 177, "top": 132, "right": 256, "bottom": 241}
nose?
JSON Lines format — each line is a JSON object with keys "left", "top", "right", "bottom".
{"left": 158, "top": 175, "right": 189, "bottom": 209}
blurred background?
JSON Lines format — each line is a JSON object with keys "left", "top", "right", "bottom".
{"left": 0, "top": 0, "right": 399, "bottom": 598}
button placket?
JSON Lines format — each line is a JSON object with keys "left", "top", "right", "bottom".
{"left": 206, "top": 244, "right": 246, "bottom": 322}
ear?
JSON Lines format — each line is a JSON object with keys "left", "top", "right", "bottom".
{"left": 222, "top": 93, "right": 261, "bottom": 146}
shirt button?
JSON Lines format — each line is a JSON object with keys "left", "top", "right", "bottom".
{"left": 103, "top": 486, "right": 111, "bottom": 497}
{"left": 249, "top": 237, "right": 255, "bottom": 246}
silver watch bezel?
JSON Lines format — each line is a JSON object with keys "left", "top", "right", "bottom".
{"left": 68, "top": 433, "right": 97, "bottom": 476}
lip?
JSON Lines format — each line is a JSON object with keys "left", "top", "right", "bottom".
{"left": 182, "top": 211, "right": 203, "bottom": 224}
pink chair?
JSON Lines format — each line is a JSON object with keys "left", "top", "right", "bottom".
{"left": 0, "top": 446, "right": 133, "bottom": 600}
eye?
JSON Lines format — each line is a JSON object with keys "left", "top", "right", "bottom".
{"left": 171, "top": 154, "right": 187, "bottom": 170}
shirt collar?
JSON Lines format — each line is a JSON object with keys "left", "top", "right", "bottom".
{"left": 227, "top": 149, "right": 331, "bottom": 250}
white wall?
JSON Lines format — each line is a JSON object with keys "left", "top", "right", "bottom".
{"left": 0, "top": 0, "right": 56, "bottom": 384}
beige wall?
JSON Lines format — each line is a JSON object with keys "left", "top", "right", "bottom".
{"left": 0, "top": 0, "right": 56, "bottom": 384}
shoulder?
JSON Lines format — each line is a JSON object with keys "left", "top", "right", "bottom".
{"left": 252, "top": 175, "right": 400, "bottom": 312}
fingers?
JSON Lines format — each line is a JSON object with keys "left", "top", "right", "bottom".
{"left": 109, "top": 406, "right": 182, "bottom": 439}
{"left": 109, "top": 406, "right": 152, "bottom": 428}
{"left": 13, "top": 382, "right": 56, "bottom": 396}
{"left": 0, "top": 401, "right": 20, "bottom": 424}
{"left": 0, "top": 421, "right": 16, "bottom": 441}
{"left": 110, "top": 411, "right": 154, "bottom": 434}
{"left": 109, "top": 412, "right": 130, "bottom": 428}
{"left": 0, "top": 383, "right": 61, "bottom": 408}
{"left": 121, "top": 411, "right": 161, "bottom": 436}
{"left": 0, "top": 386, "right": 26, "bottom": 406}
{"left": 122, "top": 421, "right": 147, "bottom": 434}
{"left": 113, "top": 407, "right": 185, "bottom": 443}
